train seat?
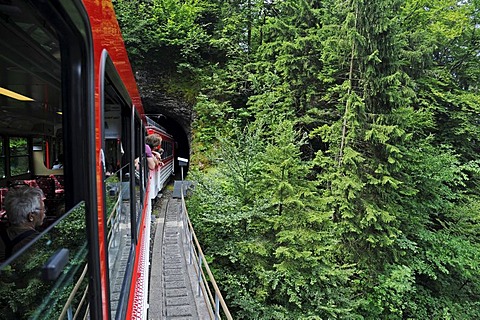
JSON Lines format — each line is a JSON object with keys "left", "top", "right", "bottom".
{"left": 36, "top": 176, "right": 64, "bottom": 216}
{"left": 36, "top": 177, "right": 55, "bottom": 198}
{"left": 49, "top": 175, "right": 64, "bottom": 195}
{"left": 23, "top": 180, "right": 39, "bottom": 188}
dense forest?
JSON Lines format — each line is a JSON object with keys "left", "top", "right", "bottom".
{"left": 114, "top": 0, "right": 480, "bottom": 318}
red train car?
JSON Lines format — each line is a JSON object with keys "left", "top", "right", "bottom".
{"left": 0, "top": 0, "right": 171, "bottom": 318}
{"left": 145, "top": 117, "right": 176, "bottom": 197}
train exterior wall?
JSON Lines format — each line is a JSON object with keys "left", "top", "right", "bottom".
{"left": 82, "top": 0, "right": 149, "bottom": 318}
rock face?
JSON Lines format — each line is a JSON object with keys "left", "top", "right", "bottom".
{"left": 136, "top": 70, "right": 193, "bottom": 134}
{"left": 133, "top": 69, "right": 193, "bottom": 177}
{"left": 135, "top": 70, "right": 193, "bottom": 159}
{"left": 142, "top": 93, "right": 192, "bottom": 136}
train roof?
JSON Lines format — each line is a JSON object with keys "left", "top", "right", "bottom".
{"left": 145, "top": 116, "right": 173, "bottom": 139}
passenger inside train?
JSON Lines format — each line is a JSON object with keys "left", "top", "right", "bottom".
{"left": 0, "top": 186, "right": 45, "bottom": 262}
{"left": 52, "top": 154, "right": 64, "bottom": 169}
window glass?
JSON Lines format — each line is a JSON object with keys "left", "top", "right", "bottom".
{"left": 1, "top": 0, "right": 62, "bottom": 174}
{"left": 105, "top": 139, "right": 122, "bottom": 175}
{"left": 162, "top": 141, "right": 166, "bottom": 158}
{"left": 165, "top": 141, "right": 172, "bottom": 157}
{"left": 10, "top": 156, "right": 29, "bottom": 176}
{"left": 135, "top": 123, "right": 144, "bottom": 237}
{"left": 9, "top": 137, "right": 29, "bottom": 176}
{"left": 103, "top": 79, "right": 134, "bottom": 317}
{"left": 0, "top": 202, "right": 88, "bottom": 319}
{"left": 0, "top": 138, "right": 4, "bottom": 178}
{"left": 0, "top": 0, "right": 77, "bottom": 317}
{"left": 105, "top": 166, "right": 131, "bottom": 315}
{"left": 10, "top": 137, "right": 28, "bottom": 156}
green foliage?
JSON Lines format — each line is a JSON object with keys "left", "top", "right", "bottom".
{"left": 188, "top": 117, "right": 359, "bottom": 318}
{"left": 114, "top": 0, "right": 222, "bottom": 99}
{"left": 116, "top": 0, "right": 480, "bottom": 317}
{"left": 114, "top": 0, "right": 207, "bottom": 62}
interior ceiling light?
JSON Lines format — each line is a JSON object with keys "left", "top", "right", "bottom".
{"left": 0, "top": 87, "right": 35, "bottom": 101}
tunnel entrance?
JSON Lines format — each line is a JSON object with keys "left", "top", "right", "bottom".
{"left": 149, "top": 115, "right": 190, "bottom": 179}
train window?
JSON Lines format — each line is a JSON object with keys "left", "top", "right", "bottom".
{"left": 105, "top": 104, "right": 122, "bottom": 175}
{"left": 105, "top": 139, "right": 122, "bottom": 174}
{"left": 9, "top": 137, "right": 30, "bottom": 176}
{"left": 1, "top": 0, "right": 64, "bottom": 180}
{"left": 102, "top": 69, "right": 151, "bottom": 316}
{"left": 103, "top": 89, "right": 134, "bottom": 315}
{"left": 135, "top": 119, "right": 145, "bottom": 237}
{"left": 0, "top": 138, "right": 4, "bottom": 178}
{"left": 0, "top": 0, "right": 92, "bottom": 315}
{"left": 0, "top": 202, "right": 88, "bottom": 318}
{"left": 163, "top": 140, "right": 172, "bottom": 158}
{"left": 105, "top": 164, "right": 131, "bottom": 315}
{"left": 45, "top": 130, "right": 63, "bottom": 170}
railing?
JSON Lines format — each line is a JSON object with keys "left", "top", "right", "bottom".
{"left": 179, "top": 185, "right": 233, "bottom": 320}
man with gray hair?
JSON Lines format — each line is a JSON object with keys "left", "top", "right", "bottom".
{"left": 0, "top": 186, "right": 46, "bottom": 262}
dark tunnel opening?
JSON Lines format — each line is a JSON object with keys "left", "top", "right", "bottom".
{"left": 150, "top": 115, "right": 190, "bottom": 179}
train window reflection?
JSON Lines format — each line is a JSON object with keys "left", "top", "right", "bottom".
{"left": 105, "top": 167, "right": 131, "bottom": 314}
{"left": 0, "top": 202, "right": 88, "bottom": 319}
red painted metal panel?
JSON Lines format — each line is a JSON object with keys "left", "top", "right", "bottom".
{"left": 81, "top": 1, "right": 145, "bottom": 318}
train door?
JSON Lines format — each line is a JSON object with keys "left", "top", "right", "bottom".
{"left": 0, "top": 0, "right": 96, "bottom": 319}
